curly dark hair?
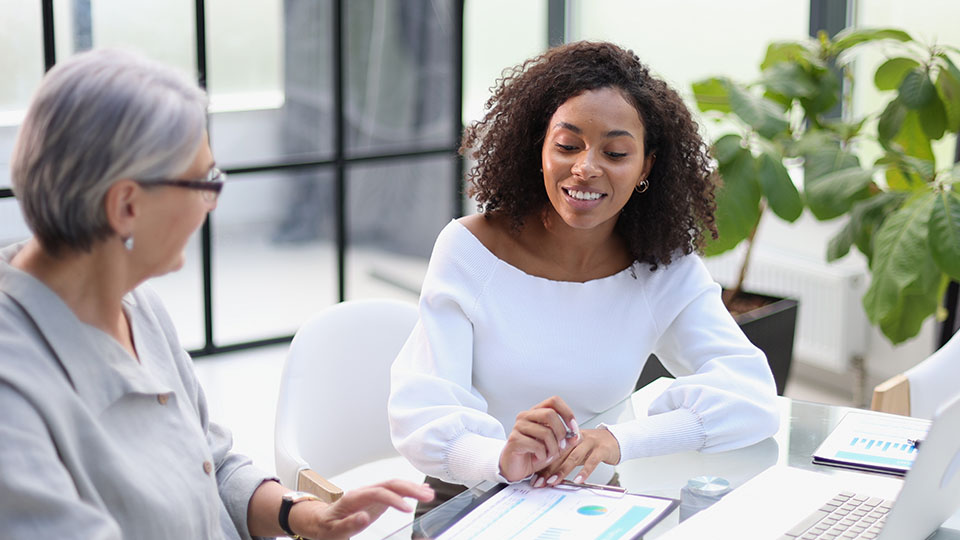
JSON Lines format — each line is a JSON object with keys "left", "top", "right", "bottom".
{"left": 461, "top": 41, "right": 717, "bottom": 268}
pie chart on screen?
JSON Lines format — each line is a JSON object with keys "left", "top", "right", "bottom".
{"left": 577, "top": 505, "right": 607, "bottom": 516}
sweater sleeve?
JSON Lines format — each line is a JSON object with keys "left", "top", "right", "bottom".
{"left": 388, "top": 222, "right": 509, "bottom": 486}
{"left": 603, "top": 255, "right": 780, "bottom": 461}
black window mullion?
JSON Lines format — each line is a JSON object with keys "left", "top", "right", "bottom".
{"left": 194, "top": 0, "right": 215, "bottom": 355}
{"left": 333, "top": 0, "right": 347, "bottom": 302}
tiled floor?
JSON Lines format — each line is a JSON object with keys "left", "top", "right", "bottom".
{"left": 194, "top": 345, "right": 859, "bottom": 479}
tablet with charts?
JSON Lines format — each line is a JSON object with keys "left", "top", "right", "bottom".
{"left": 435, "top": 482, "right": 677, "bottom": 540}
{"left": 812, "top": 410, "right": 931, "bottom": 476}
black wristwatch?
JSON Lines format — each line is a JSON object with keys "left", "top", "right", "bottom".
{"left": 279, "top": 491, "right": 322, "bottom": 539}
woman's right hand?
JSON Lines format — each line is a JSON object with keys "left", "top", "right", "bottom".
{"left": 499, "top": 396, "right": 580, "bottom": 482}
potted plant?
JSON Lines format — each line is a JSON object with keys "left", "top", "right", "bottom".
{"left": 699, "top": 26, "right": 960, "bottom": 337}
{"left": 649, "top": 27, "right": 960, "bottom": 395}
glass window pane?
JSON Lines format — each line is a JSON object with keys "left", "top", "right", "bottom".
{"left": 0, "top": 198, "right": 32, "bottom": 247}
{"left": 463, "top": 0, "right": 547, "bottom": 124}
{"left": 344, "top": 0, "right": 458, "bottom": 156}
{"left": 146, "top": 230, "right": 205, "bottom": 351}
{"left": 213, "top": 168, "right": 337, "bottom": 344}
{"left": 345, "top": 155, "right": 457, "bottom": 300}
{"left": 208, "top": 0, "right": 336, "bottom": 168}
{"left": 52, "top": 0, "right": 196, "bottom": 72}
{"left": 570, "top": 0, "right": 808, "bottom": 95}
{"left": 0, "top": 0, "right": 44, "bottom": 189}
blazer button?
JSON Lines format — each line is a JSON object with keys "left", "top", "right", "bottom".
{"left": 203, "top": 461, "right": 213, "bottom": 475}
{"left": 157, "top": 394, "right": 169, "bottom": 405}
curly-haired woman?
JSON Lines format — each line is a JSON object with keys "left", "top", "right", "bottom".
{"left": 388, "top": 41, "right": 779, "bottom": 511}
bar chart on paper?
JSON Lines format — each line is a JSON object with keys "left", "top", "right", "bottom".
{"left": 813, "top": 411, "right": 931, "bottom": 475}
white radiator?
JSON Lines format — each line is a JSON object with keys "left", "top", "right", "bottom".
{"left": 703, "top": 248, "right": 870, "bottom": 373}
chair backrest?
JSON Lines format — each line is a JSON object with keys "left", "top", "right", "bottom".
{"left": 274, "top": 299, "right": 419, "bottom": 489}
{"left": 872, "top": 329, "right": 960, "bottom": 419}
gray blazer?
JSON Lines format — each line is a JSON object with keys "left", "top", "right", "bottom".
{"left": 0, "top": 242, "right": 275, "bottom": 539}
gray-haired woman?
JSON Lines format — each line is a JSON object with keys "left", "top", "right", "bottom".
{"left": 0, "top": 49, "right": 431, "bottom": 540}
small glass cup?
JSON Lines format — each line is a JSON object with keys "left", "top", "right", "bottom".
{"left": 679, "top": 476, "right": 731, "bottom": 522}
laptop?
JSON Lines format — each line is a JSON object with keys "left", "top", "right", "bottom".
{"left": 659, "top": 393, "right": 960, "bottom": 540}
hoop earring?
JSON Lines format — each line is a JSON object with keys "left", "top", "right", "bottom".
{"left": 123, "top": 236, "right": 134, "bottom": 251}
{"left": 635, "top": 179, "right": 649, "bottom": 194}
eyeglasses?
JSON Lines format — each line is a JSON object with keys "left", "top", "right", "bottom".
{"left": 137, "top": 167, "right": 226, "bottom": 202}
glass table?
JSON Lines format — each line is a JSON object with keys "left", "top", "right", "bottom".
{"left": 382, "top": 377, "right": 960, "bottom": 539}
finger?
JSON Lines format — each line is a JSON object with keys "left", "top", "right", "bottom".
{"left": 543, "top": 445, "right": 587, "bottom": 486}
{"left": 517, "top": 408, "right": 569, "bottom": 451}
{"left": 539, "top": 396, "right": 579, "bottom": 439}
{"left": 328, "top": 510, "right": 372, "bottom": 539}
{"left": 338, "top": 486, "right": 415, "bottom": 514}
{"left": 574, "top": 447, "right": 605, "bottom": 484}
{"left": 512, "top": 421, "right": 560, "bottom": 461}
{"left": 373, "top": 479, "right": 435, "bottom": 502}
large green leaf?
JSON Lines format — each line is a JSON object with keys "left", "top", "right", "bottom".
{"left": 863, "top": 194, "right": 943, "bottom": 344}
{"left": 757, "top": 151, "right": 802, "bottom": 222}
{"left": 705, "top": 148, "right": 761, "bottom": 256}
{"left": 831, "top": 28, "right": 912, "bottom": 54}
{"left": 712, "top": 133, "right": 743, "bottom": 165}
{"left": 919, "top": 94, "right": 947, "bottom": 139}
{"left": 761, "top": 62, "right": 818, "bottom": 99}
{"left": 727, "top": 82, "right": 790, "bottom": 139}
{"left": 802, "top": 141, "right": 860, "bottom": 182}
{"left": 894, "top": 111, "right": 935, "bottom": 161}
{"left": 827, "top": 192, "right": 904, "bottom": 262}
{"left": 874, "top": 58, "right": 920, "bottom": 91}
{"left": 899, "top": 68, "right": 936, "bottom": 109}
{"left": 692, "top": 77, "right": 731, "bottom": 113}
{"left": 935, "top": 68, "right": 960, "bottom": 132}
{"left": 799, "top": 68, "right": 840, "bottom": 116}
{"left": 929, "top": 190, "right": 960, "bottom": 280}
{"left": 877, "top": 99, "right": 907, "bottom": 142}
{"left": 761, "top": 41, "right": 810, "bottom": 71}
{"left": 805, "top": 167, "right": 876, "bottom": 220}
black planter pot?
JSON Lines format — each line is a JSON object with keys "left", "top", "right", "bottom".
{"left": 635, "top": 295, "right": 799, "bottom": 396}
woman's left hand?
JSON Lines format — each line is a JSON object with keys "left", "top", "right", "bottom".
{"left": 530, "top": 428, "right": 621, "bottom": 488}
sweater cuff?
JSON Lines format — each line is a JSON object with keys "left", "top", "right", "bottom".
{"left": 603, "top": 408, "right": 706, "bottom": 462}
{"left": 447, "top": 432, "right": 508, "bottom": 485}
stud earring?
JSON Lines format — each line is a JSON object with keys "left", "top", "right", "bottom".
{"left": 123, "top": 236, "right": 134, "bottom": 251}
{"left": 635, "top": 179, "right": 649, "bottom": 194}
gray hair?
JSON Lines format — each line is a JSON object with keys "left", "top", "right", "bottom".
{"left": 10, "top": 48, "right": 208, "bottom": 255}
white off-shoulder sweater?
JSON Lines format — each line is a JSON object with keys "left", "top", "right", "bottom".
{"left": 388, "top": 220, "right": 779, "bottom": 486}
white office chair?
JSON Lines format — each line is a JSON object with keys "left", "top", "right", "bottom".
{"left": 274, "top": 298, "right": 425, "bottom": 538}
{"left": 872, "top": 329, "right": 960, "bottom": 419}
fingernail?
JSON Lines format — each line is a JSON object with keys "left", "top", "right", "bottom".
{"left": 559, "top": 438, "right": 567, "bottom": 450}
{"left": 534, "top": 476, "right": 546, "bottom": 488}
{"left": 546, "top": 455, "right": 554, "bottom": 463}
{"left": 571, "top": 418, "right": 580, "bottom": 437}
{"left": 547, "top": 475, "right": 558, "bottom": 485}
{"left": 574, "top": 475, "right": 584, "bottom": 484}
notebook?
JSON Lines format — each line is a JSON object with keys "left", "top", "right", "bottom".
{"left": 658, "top": 393, "right": 960, "bottom": 540}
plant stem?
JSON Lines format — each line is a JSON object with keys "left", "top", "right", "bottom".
{"left": 724, "top": 201, "right": 766, "bottom": 307}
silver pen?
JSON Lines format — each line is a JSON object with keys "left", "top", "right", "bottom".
{"left": 560, "top": 478, "right": 627, "bottom": 494}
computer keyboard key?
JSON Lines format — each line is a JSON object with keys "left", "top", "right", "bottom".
{"left": 863, "top": 497, "right": 883, "bottom": 507}
{"left": 785, "top": 510, "right": 831, "bottom": 536}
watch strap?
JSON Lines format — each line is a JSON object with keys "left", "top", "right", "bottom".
{"left": 278, "top": 496, "right": 297, "bottom": 537}
{"left": 279, "top": 492, "right": 321, "bottom": 538}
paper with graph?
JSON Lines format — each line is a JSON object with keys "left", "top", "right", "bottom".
{"left": 813, "top": 411, "right": 931, "bottom": 476}
{"left": 436, "top": 483, "right": 676, "bottom": 540}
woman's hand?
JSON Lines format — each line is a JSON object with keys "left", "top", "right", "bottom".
{"left": 530, "top": 427, "right": 621, "bottom": 488}
{"left": 290, "top": 480, "right": 434, "bottom": 540}
{"left": 499, "top": 396, "right": 580, "bottom": 482}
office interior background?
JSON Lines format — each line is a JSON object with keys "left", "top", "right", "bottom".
{"left": 2, "top": 0, "right": 960, "bottom": 473}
